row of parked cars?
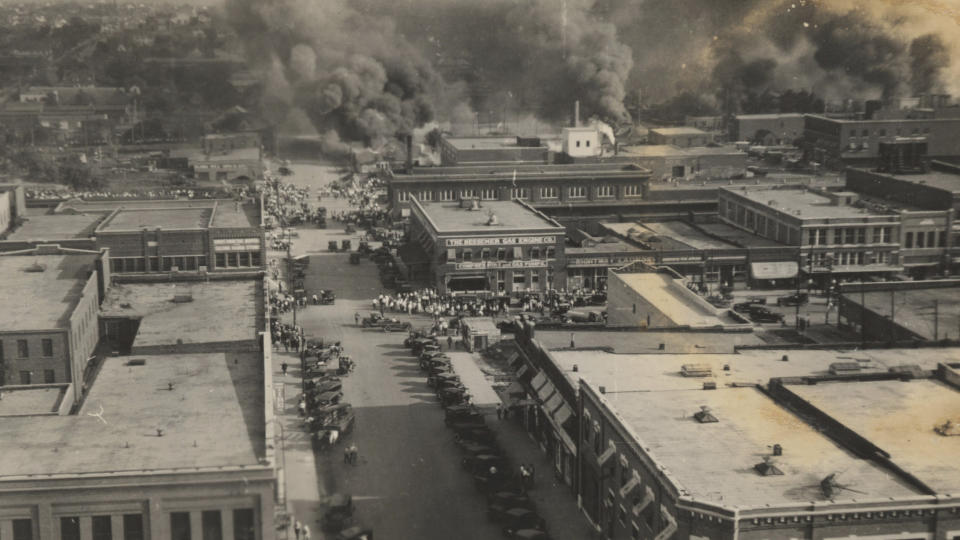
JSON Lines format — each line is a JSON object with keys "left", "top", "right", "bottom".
{"left": 404, "top": 331, "right": 552, "bottom": 539}
{"left": 732, "top": 293, "right": 809, "bottom": 323}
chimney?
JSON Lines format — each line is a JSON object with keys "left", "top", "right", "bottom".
{"left": 574, "top": 100, "right": 580, "bottom": 128}
{"left": 405, "top": 134, "right": 413, "bottom": 173}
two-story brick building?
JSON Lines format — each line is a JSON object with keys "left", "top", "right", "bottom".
{"left": 407, "top": 198, "right": 567, "bottom": 295}
{"left": 0, "top": 246, "right": 107, "bottom": 399}
{"left": 803, "top": 114, "right": 960, "bottom": 166}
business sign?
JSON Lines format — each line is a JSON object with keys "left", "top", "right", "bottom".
{"left": 567, "top": 255, "right": 650, "bottom": 267}
{"left": 445, "top": 236, "right": 556, "bottom": 247}
{"left": 213, "top": 238, "right": 261, "bottom": 252}
{"left": 454, "top": 260, "right": 547, "bottom": 270}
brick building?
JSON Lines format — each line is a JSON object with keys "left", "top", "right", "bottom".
{"left": 407, "top": 198, "right": 566, "bottom": 295}
{"left": 0, "top": 246, "right": 107, "bottom": 399}
{"left": 50, "top": 199, "right": 265, "bottom": 274}
{"left": 648, "top": 127, "right": 712, "bottom": 148}
{"left": 803, "top": 114, "right": 960, "bottom": 165}
{"left": 439, "top": 135, "right": 550, "bottom": 166}
{"left": 0, "top": 278, "right": 275, "bottom": 540}
{"left": 0, "top": 184, "right": 26, "bottom": 235}
{"left": 732, "top": 113, "right": 805, "bottom": 145}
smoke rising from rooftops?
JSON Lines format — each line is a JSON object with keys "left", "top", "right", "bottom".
{"left": 225, "top": 0, "right": 960, "bottom": 149}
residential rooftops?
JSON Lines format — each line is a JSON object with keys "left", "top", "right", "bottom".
{"left": 0, "top": 252, "right": 97, "bottom": 331}
{"left": 414, "top": 199, "right": 564, "bottom": 235}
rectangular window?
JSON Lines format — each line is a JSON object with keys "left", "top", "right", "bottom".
{"left": 216, "top": 253, "right": 226, "bottom": 267}
{"left": 510, "top": 188, "right": 529, "bottom": 200}
{"left": 250, "top": 252, "right": 261, "bottom": 267}
{"left": 480, "top": 249, "right": 490, "bottom": 261}
{"left": 531, "top": 248, "right": 540, "bottom": 259}
{"left": 227, "top": 252, "right": 239, "bottom": 267}
{"left": 397, "top": 191, "right": 409, "bottom": 202}
{"left": 418, "top": 190, "right": 433, "bottom": 201}
{"left": 872, "top": 227, "right": 881, "bottom": 243}
{"left": 439, "top": 190, "right": 456, "bottom": 201}
{"left": 546, "top": 246, "right": 556, "bottom": 259}
{"left": 568, "top": 186, "right": 586, "bottom": 199}
{"left": 149, "top": 257, "right": 159, "bottom": 271}
{"left": 513, "top": 246, "right": 523, "bottom": 260}
{"left": 162, "top": 257, "right": 173, "bottom": 271}
{"left": 13, "top": 519, "right": 32, "bottom": 540}
{"left": 239, "top": 252, "right": 250, "bottom": 267}
{"left": 201, "top": 511, "right": 222, "bottom": 540}
{"left": 42, "top": 338, "right": 53, "bottom": 357}
{"left": 905, "top": 232, "right": 914, "bottom": 248}
{"left": 857, "top": 228, "right": 866, "bottom": 244}
{"left": 481, "top": 188, "right": 497, "bottom": 200}
{"left": 233, "top": 509, "right": 255, "bottom": 540}
{"left": 17, "top": 339, "right": 28, "bottom": 358}
{"left": 92, "top": 516, "right": 113, "bottom": 540}
{"left": 939, "top": 231, "right": 946, "bottom": 247}
{"left": 497, "top": 248, "right": 506, "bottom": 261}
{"left": 845, "top": 228, "right": 856, "bottom": 244}
{"left": 513, "top": 273, "right": 526, "bottom": 284}
{"left": 185, "top": 256, "right": 197, "bottom": 271}
{"left": 576, "top": 140, "right": 581, "bottom": 148}
{"left": 917, "top": 232, "right": 925, "bottom": 248}
{"left": 540, "top": 187, "right": 558, "bottom": 199}
{"left": 123, "top": 514, "right": 144, "bottom": 540}
{"left": 170, "top": 512, "right": 191, "bottom": 540}
{"left": 44, "top": 369, "right": 55, "bottom": 384}
{"left": 61, "top": 517, "right": 81, "bottom": 540}
{"left": 597, "top": 185, "right": 615, "bottom": 198}
{"left": 111, "top": 258, "right": 124, "bottom": 273}
{"left": 460, "top": 189, "right": 477, "bottom": 199}
{"left": 835, "top": 228, "right": 843, "bottom": 245}
{"left": 624, "top": 185, "right": 642, "bottom": 197}
{"left": 462, "top": 250, "right": 472, "bottom": 262}
{"left": 928, "top": 231, "right": 936, "bottom": 248}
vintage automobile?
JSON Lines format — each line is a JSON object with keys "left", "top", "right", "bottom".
{"left": 333, "top": 526, "right": 372, "bottom": 540}
{"left": 341, "top": 239, "right": 352, "bottom": 252}
{"left": 312, "top": 403, "right": 356, "bottom": 437}
{"left": 776, "top": 292, "right": 809, "bottom": 306}
{"left": 439, "top": 387, "right": 469, "bottom": 407}
{"left": 444, "top": 405, "right": 484, "bottom": 426}
{"left": 322, "top": 493, "right": 354, "bottom": 532}
{"left": 349, "top": 252, "right": 361, "bottom": 265}
{"left": 487, "top": 490, "right": 536, "bottom": 513}
{"left": 328, "top": 241, "right": 339, "bottom": 252}
{"left": 456, "top": 439, "right": 499, "bottom": 456}
{"left": 452, "top": 425, "right": 496, "bottom": 446}
{"left": 318, "top": 289, "right": 336, "bottom": 305}
{"left": 748, "top": 306, "right": 785, "bottom": 323}
{"left": 381, "top": 320, "right": 412, "bottom": 332}
{"left": 509, "top": 529, "right": 551, "bottom": 540}
{"left": 463, "top": 453, "right": 507, "bottom": 474}
{"left": 500, "top": 509, "right": 547, "bottom": 537}
{"left": 310, "top": 390, "right": 343, "bottom": 408}
{"left": 427, "top": 372, "right": 459, "bottom": 388}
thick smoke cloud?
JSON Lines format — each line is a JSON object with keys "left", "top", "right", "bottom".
{"left": 226, "top": 0, "right": 960, "bottom": 148}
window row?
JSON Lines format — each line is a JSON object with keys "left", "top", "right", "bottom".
{"left": 399, "top": 184, "right": 642, "bottom": 202}
{"left": 904, "top": 230, "right": 946, "bottom": 249}
{"left": 110, "top": 256, "right": 209, "bottom": 273}
{"left": 849, "top": 127, "right": 930, "bottom": 137}
{"left": 0, "top": 337, "right": 55, "bottom": 360}
{"left": 214, "top": 251, "right": 262, "bottom": 268}
{"left": 445, "top": 246, "right": 556, "bottom": 262}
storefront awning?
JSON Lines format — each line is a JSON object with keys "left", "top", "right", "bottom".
{"left": 750, "top": 261, "right": 798, "bottom": 280}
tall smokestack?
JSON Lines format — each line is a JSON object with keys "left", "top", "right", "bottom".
{"left": 405, "top": 134, "right": 413, "bottom": 173}
{"left": 574, "top": 100, "right": 580, "bottom": 127}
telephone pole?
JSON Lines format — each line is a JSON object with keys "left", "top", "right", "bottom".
{"left": 934, "top": 299, "right": 939, "bottom": 341}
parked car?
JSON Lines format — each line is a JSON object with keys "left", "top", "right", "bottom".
{"left": 776, "top": 292, "right": 809, "bottom": 306}
{"left": 748, "top": 306, "right": 785, "bottom": 323}
{"left": 333, "top": 526, "right": 372, "bottom": 540}
{"left": 510, "top": 530, "right": 551, "bottom": 540}
{"left": 321, "top": 493, "right": 354, "bottom": 532}
{"left": 500, "top": 508, "right": 546, "bottom": 537}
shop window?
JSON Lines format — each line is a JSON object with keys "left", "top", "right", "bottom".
{"left": 497, "top": 248, "right": 506, "bottom": 261}
{"left": 61, "top": 517, "right": 81, "bottom": 540}
{"left": 200, "top": 511, "right": 221, "bottom": 540}
{"left": 250, "top": 252, "right": 261, "bottom": 267}
{"left": 939, "top": 231, "right": 947, "bottom": 247}
{"left": 233, "top": 509, "right": 255, "bottom": 540}
{"left": 170, "top": 513, "right": 191, "bottom": 540}
{"left": 12, "top": 520, "right": 32, "bottom": 540}
{"left": 239, "top": 252, "right": 251, "bottom": 267}
{"left": 462, "top": 250, "right": 472, "bottom": 262}
{"left": 149, "top": 257, "right": 159, "bottom": 271}
{"left": 111, "top": 258, "right": 125, "bottom": 273}
{"left": 92, "top": 516, "right": 113, "bottom": 540}
{"left": 546, "top": 247, "right": 556, "bottom": 258}
{"left": 123, "top": 514, "right": 144, "bottom": 540}
{"left": 162, "top": 257, "right": 173, "bottom": 271}
{"left": 198, "top": 256, "right": 207, "bottom": 269}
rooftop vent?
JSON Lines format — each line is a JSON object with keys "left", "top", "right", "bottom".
{"left": 754, "top": 456, "right": 783, "bottom": 476}
{"left": 693, "top": 405, "right": 718, "bottom": 423}
{"left": 24, "top": 261, "right": 47, "bottom": 272}
{"left": 828, "top": 362, "right": 861, "bottom": 375}
{"left": 172, "top": 294, "right": 193, "bottom": 303}
{"left": 125, "top": 359, "right": 146, "bottom": 366}
{"left": 702, "top": 381, "right": 717, "bottom": 390}
{"left": 486, "top": 210, "right": 499, "bottom": 226}
{"left": 681, "top": 363, "right": 713, "bottom": 377}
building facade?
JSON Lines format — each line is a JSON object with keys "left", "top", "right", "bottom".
{"left": 803, "top": 114, "right": 960, "bottom": 165}
{"left": 733, "top": 113, "right": 805, "bottom": 145}
{"left": 648, "top": 127, "right": 712, "bottom": 148}
{"left": 407, "top": 198, "right": 567, "bottom": 295}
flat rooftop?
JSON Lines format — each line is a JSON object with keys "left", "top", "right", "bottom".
{"left": 695, "top": 222, "right": 784, "bottom": 247}
{"left": 649, "top": 127, "right": 709, "bottom": 136}
{"left": 0, "top": 253, "right": 97, "bottom": 331}
{"left": 100, "top": 207, "right": 211, "bottom": 231}
{"left": 0, "top": 351, "right": 264, "bottom": 477}
{"left": 100, "top": 281, "right": 260, "bottom": 348}
{"left": 210, "top": 201, "right": 260, "bottom": 228}
{"left": 536, "top": 329, "right": 765, "bottom": 353}
{"left": 400, "top": 162, "right": 650, "bottom": 182}
{"left": 6, "top": 208, "right": 107, "bottom": 240}
{"left": 188, "top": 147, "right": 261, "bottom": 162}
{"left": 852, "top": 167, "right": 960, "bottom": 195}
{"left": 417, "top": 200, "right": 563, "bottom": 235}
{"left": 735, "top": 113, "right": 805, "bottom": 120}
{"left": 724, "top": 187, "right": 893, "bottom": 219}
{"left": 852, "top": 287, "right": 960, "bottom": 341}
{"left": 548, "top": 348, "right": 954, "bottom": 394}
{"left": 0, "top": 385, "right": 67, "bottom": 416}
{"left": 603, "top": 387, "right": 918, "bottom": 508}
{"left": 443, "top": 136, "right": 546, "bottom": 151}
{"left": 791, "top": 379, "right": 960, "bottom": 494}
{"left": 617, "top": 272, "right": 735, "bottom": 327}
{"left": 566, "top": 237, "right": 642, "bottom": 255}
{"left": 641, "top": 221, "right": 740, "bottom": 250}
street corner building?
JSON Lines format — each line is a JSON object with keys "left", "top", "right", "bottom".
{"left": 0, "top": 276, "right": 276, "bottom": 540}
{"left": 406, "top": 197, "right": 567, "bottom": 295}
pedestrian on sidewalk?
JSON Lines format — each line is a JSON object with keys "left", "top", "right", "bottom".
{"left": 529, "top": 463, "right": 536, "bottom": 488}
{"left": 496, "top": 403, "right": 503, "bottom": 420}
{"left": 302, "top": 525, "right": 310, "bottom": 540}
{"left": 447, "top": 335, "right": 453, "bottom": 350}
{"left": 294, "top": 520, "right": 301, "bottom": 540}
{"left": 349, "top": 444, "right": 358, "bottom": 465}
{"left": 343, "top": 446, "right": 351, "bottom": 464}
{"left": 354, "top": 312, "right": 360, "bottom": 325}
{"left": 298, "top": 399, "right": 306, "bottom": 417}
{"left": 281, "top": 361, "right": 288, "bottom": 375}
{"left": 518, "top": 465, "right": 529, "bottom": 494}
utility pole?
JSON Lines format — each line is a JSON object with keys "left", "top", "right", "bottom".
{"left": 860, "top": 279, "right": 866, "bottom": 347}
{"left": 795, "top": 247, "right": 802, "bottom": 330}
{"left": 934, "top": 299, "right": 939, "bottom": 341}
{"left": 890, "top": 288, "right": 896, "bottom": 342}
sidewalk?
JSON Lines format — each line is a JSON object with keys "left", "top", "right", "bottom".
{"left": 488, "top": 412, "right": 598, "bottom": 540}
{"left": 273, "top": 335, "right": 326, "bottom": 538}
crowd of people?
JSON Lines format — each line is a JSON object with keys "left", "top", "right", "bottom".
{"left": 271, "top": 319, "right": 304, "bottom": 353}
{"left": 25, "top": 186, "right": 234, "bottom": 201}
{"left": 372, "top": 289, "right": 509, "bottom": 319}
